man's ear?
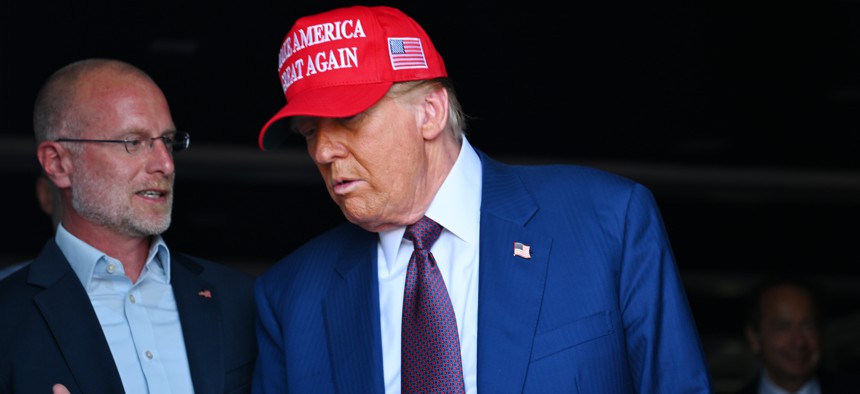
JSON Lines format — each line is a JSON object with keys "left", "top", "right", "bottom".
{"left": 419, "top": 87, "right": 449, "bottom": 141}
{"left": 38, "top": 141, "right": 72, "bottom": 189}
{"left": 744, "top": 325, "right": 762, "bottom": 354}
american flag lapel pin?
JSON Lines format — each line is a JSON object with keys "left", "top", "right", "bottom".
{"left": 513, "top": 242, "right": 532, "bottom": 259}
{"left": 198, "top": 289, "right": 212, "bottom": 299}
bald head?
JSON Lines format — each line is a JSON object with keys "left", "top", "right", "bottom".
{"left": 33, "top": 58, "right": 161, "bottom": 143}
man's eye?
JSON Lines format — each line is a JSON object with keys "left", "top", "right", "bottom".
{"left": 297, "top": 128, "right": 316, "bottom": 138}
{"left": 126, "top": 139, "right": 142, "bottom": 146}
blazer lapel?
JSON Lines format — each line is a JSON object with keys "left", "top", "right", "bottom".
{"left": 475, "top": 152, "right": 551, "bottom": 392}
{"left": 31, "top": 242, "right": 126, "bottom": 393}
{"left": 324, "top": 226, "right": 385, "bottom": 393}
{"left": 171, "top": 255, "right": 223, "bottom": 394}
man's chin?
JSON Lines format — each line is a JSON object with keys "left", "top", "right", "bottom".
{"left": 130, "top": 216, "right": 172, "bottom": 236}
{"left": 775, "top": 362, "right": 816, "bottom": 379}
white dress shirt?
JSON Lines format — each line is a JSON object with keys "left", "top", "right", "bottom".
{"left": 56, "top": 224, "right": 195, "bottom": 394}
{"left": 378, "top": 137, "right": 482, "bottom": 393}
{"left": 758, "top": 371, "right": 821, "bottom": 394}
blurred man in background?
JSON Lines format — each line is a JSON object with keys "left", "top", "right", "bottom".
{"left": 736, "top": 275, "right": 851, "bottom": 394}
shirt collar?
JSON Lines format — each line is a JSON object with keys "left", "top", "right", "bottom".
{"left": 55, "top": 223, "right": 171, "bottom": 288}
{"left": 379, "top": 136, "right": 482, "bottom": 269}
{"left": 759, "top": 371, "right": 821, "bottom": 394}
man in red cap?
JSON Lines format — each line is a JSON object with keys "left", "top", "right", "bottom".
{"left": 254, "top": 5, "right": 713, "bottom": 393}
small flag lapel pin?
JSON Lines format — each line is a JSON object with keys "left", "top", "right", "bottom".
{"left": 513, "top": 242, "right": 532, "bottom": 259}
{"left": 198, "top": 289, "right": 212, "bottom": 299}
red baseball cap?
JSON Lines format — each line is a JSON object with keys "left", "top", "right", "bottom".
{"left": 258, "top": 5, "right": 448, "bottom": 151}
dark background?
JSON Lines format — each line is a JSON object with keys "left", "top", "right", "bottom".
{"left": 3, "top": 1, "right": 860, "bottom": 391}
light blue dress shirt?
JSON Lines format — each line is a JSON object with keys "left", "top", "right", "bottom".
{"left": 55, "top": 224, "right": 195, "bottom": 394}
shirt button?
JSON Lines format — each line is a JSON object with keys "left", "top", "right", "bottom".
{"left": 145, "top": 351, "right": 153, "bottom": 359}
{"left": 106, "top": 264, "right": 116, "bottom": 274}
{"left": 129, "top": 295, "right": 136, "bottom": 304}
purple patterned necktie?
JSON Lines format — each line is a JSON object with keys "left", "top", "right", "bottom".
{"left": 401, "top": 216, "right": 466, "bottom": 393}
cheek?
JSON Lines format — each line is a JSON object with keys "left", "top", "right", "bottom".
{"left": 72, "top": 154, "right": 105, "bottom": 181}
{"left": 362, "top": 153, "right": 398, "bottom": 187}
{"left": 354, "top": 109, "right": 423, "bottom": 182}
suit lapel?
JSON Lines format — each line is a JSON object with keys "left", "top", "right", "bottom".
{"left": 475, "top": 152, "right": 551, "bottom": 392}
{"left": 171, "top": 255, "right": 223, "bottom": 394}
{"left": 324, "top": 226, "right": 385, "bottom": 393}
{"left": 31, "top": 242, "right": 126, "bottom": 393}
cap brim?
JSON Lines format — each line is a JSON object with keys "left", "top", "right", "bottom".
{"left": 258, "top": 82, "right": 393, "bottom": 151}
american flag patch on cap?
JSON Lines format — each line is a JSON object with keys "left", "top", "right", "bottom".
{"left": 388, "top": 37, "right": 428, "bottom": 70}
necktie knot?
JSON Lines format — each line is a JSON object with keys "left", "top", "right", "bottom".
{"left": 404, "top": 216, "right": 442, "bottom": 251}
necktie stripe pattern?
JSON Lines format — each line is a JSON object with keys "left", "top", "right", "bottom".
{"left": 402, "top": 216, "right": 466, "bottom": 393}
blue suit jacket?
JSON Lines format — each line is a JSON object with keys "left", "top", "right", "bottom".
{"left": 0, "top": 240, "right": 257, "bottom": 394}
{"left": 254, "top": 151, "right": 713, "bottom": 393}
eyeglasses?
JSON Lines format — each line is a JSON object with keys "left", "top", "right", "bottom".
{"left": 55, "top": 131, "right": 190, "bottom": 155}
